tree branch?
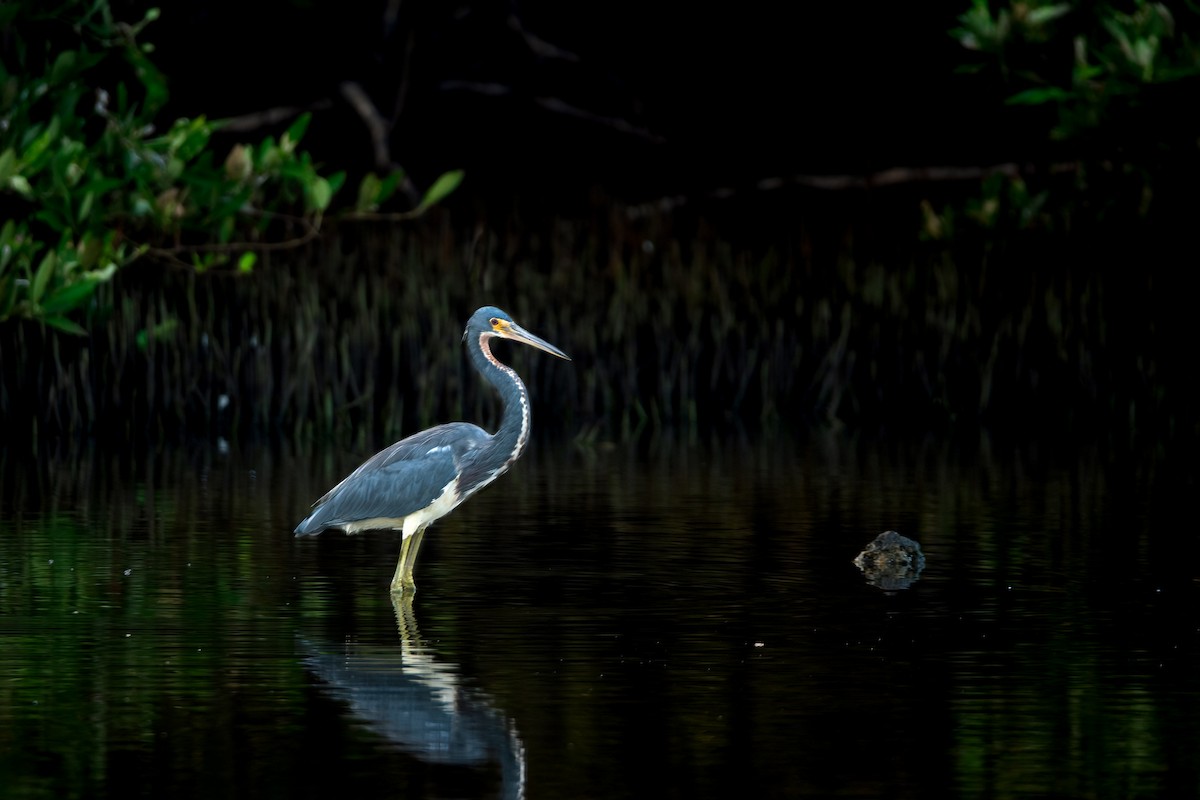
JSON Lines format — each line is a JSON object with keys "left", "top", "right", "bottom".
{"left": 627, "top": 162, "right": 1080, "bottom": 217}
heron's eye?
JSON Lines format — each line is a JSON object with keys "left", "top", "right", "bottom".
{"left": 490, "top": 318, "right": 500, "bottom": 327}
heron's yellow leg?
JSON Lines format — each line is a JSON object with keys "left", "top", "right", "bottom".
{"left": 390, "top": 527, "right": 426, "bottom": 593}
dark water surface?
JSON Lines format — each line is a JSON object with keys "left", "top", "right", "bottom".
{"left": 1, "top": 434, "right": 1197, "bottom": 799}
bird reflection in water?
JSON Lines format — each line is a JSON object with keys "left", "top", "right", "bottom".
{"left": 301, "top": 596, "right": 526, "bottom": 800}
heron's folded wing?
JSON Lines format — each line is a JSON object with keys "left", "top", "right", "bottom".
{"left": 298, "top": 444, "right": 461, "bottom": 532}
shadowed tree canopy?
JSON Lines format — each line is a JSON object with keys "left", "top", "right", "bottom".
{"left": 142, "top": 0, "right": 1015, "bottom": 201}
{"left": 3, "top": 0, "right": 1198, "bottom": 447}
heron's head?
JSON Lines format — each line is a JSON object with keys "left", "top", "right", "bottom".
{"left": 464, "top": 306, "right": 571, "bottom": 361}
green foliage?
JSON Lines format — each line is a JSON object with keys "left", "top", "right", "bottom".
{"left": 920, "top": 171, "right": 1051, "bottom": 241}
{"left": 940, "top": 1, "right": 1200, "bottom": 235}
{"left": 418, "top": 170, "right": 465, "bottom": 213}
{"left": 953, "top": 1, "right": 1200, "bottom": 144}
{"left": 0, "top": 1, "right": 461, "bottom": 333}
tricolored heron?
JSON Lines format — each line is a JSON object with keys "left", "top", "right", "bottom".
{"left": 294, "top": 306, "right": 570, "bottom": 592}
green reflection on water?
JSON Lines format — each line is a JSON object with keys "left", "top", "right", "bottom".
{"left": 0, "top": 435, "right": 1196, "bottom": 799}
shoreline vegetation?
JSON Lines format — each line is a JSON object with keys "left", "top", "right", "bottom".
{"left": 2, "top": 188, "right": 1194, "bottom": 450}
{"left": 3, "top": 2, "right": 1197, "bottom": 452}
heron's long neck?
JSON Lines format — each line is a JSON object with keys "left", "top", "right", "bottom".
{"left": 470, "top": 333, "right": 532, "bottom": 466}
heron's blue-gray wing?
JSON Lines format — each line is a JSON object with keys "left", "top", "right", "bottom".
{"left": 295, "top": 423, "right": 488, "bottom": 535}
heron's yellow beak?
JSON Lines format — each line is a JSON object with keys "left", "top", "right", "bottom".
{"left": 495, "top": 319, "right": 571, "bottom": 361}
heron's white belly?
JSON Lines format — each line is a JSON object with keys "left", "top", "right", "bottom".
{"left": 401, "top": 479, "right": 461, "bottom": 538}
{"left": 337, "top": 479, "right": 461, "bottom": 537}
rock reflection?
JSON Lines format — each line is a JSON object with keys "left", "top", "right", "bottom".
{"left": 853, "top": 530, "right": 926, "bottom": 590}
{"left": 302, "top": 596, "right": 525, "bottom": 800}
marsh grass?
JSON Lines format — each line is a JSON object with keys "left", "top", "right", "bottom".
{"left": 0, "top": 192, "right": 1192, "bottom": 448}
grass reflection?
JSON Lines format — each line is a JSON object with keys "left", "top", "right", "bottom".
{"left": 0, "top": 433, "right": 1195, "bottom": 799}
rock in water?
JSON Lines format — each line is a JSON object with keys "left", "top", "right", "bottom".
{"left": 854, "top": 530, "right": 926, "bottom": 590}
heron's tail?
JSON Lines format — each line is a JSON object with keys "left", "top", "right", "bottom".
{"left": 293, "top": 513, "right": 326, "bottom": 537}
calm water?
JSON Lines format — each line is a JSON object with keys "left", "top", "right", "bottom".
{"left": 1, "top": 433, "right": 1197, "bottom": 799}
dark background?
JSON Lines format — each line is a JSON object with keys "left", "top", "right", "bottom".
{"left": 6, "top": 1, "right": 1198, "bottom": 447}
{"left": 143, "top": 0, "right": 1029, "bottom": 203}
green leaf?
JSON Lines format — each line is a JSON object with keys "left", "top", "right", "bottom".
{"left": 76, "top": 234, "right": 103, "bottom": 268}
{"left": 49, "top": 51, "right": 77, "bottom": 85}
{"left": 257, "top": 136, "right": 280, "bottom": 170}
{"left": 417, "top": 169, "right": 464, "bottom": 210}
{"left": 1006, "top": 87, "right": 1072, "bottom": 105}
{"left": 1131, "top": 38, "right": 1156, "bottom": 78}
{"left": 237, "top": 251, "right": 257, "bottom": 273}
{"left": 83, "top": 176, "right": 124, "bottom": 197}
{"left": 376, "top": 170, "right": 402, "bottom": 205}
{"left": 127, "top": 48, "right": 168, "bottom": 112}
{"left": 1026, "top": 5, "right": 1071, "bottom": 28}
{"left": 179, "top": 120, "right": 212, "bottom": 161}
{"left": 326, "top": 170, "right": 347, "bottom": 195}
{"left": 356, "top": 172, "right": 382, "bottom": 211}
{"left": 279, "top": 161, "right": 311, "bottom": 182}
{"left": 41, "top": 279, "right": 97, "bottom": 315}
{"left": 22, "top": 117, "right": 61, "bottom": 169}
{"left": 8, "top": 174, "right": 32, "bottom": 197}
{"left": 78, "top": 191, "right": 95, "bottom": 222}
{"left": 85, "top": 262, "right": 118, "bottom": 283}
{"left": 284, "top": 112, "right": 312, "bottom": 148}
{"left": 135, "top": 317, "right": 179, "bottom": 348}
{"left": 31, "top": 250, "right": 57, "bottom": 304}
{"left": 34, "top": 207, "right": 67, "bottom": 230}
{"left": 0, "top": 148, "right": 16, "bottom": 182}
{"left": 44, "top": 316, "right": 88, "bottom": 336}
{"left": 218, "top": 215, "right": 235, "bottom": 244}
{"left": 308, "top": 177, "right": 332, "bottom": 211}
